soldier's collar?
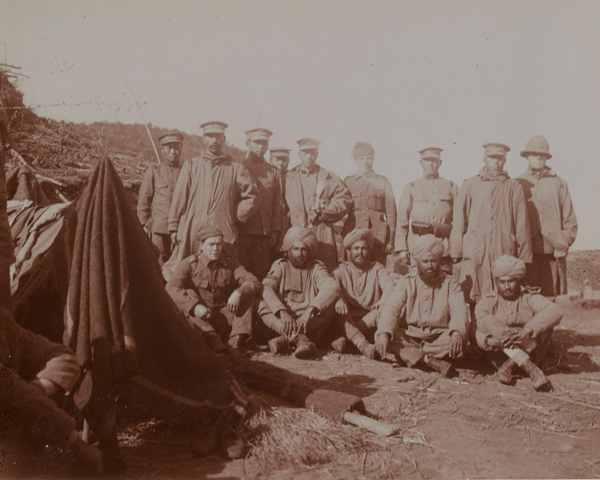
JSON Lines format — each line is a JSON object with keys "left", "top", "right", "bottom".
{"left": 353, "top": 169, "right": 376, "bottom": 179}
{"left": 422, "top": 172, "right": 440, "bottom": 180}
{"left": 478, "top": 167, "right": 509, "bottom": 182}
{"left": 198, "top": 252, "right": 227, "bottom": 267}
{"left": 527, "top": 166, "right": 556, "bottom": 178}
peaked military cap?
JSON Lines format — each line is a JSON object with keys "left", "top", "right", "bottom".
{"left": 200, "top": 121, "right": 228, "bottom": 134}
{"left": 158, "top": 131, "right": 184, "bottom": 146}
{"left": 483, "top": 143, "right": 510, "bottom": 156}
{"left": 195, "top": 224, "right": 224, "bottom": 242}
{"left": 297, "top": 137, "right": 321, "bottom": 151}
{"left": 270, "top": 146, "right": 291, "bottom": 157}
{"left": 352, "top": 142, "right": 375, "bottom": 157}
{"left": 419, "top": 147, "right": 443, "bottom": 160}
{"left": 520, "top": 135, "right": 552, "bottom": 159}
{"left": 245, "top": 128, "right": 273, "bottom": 141}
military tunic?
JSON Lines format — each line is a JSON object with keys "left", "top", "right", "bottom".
{"left": 238, "top": 156, "right": 283, "bottom": 279}
{"left": 163, "top": 152, "right": 260, "bottom": 280}
{"left": 137, "top": 162, "right": 182, "bottom": 264}
{"left": 258, "top": 258, "right": 341, "bottom": 340}
{"left": 286, "top": 165, "right": 352, "bottom": 272}
{"left": 343, "top": 172, "right": 397, "bottom": 264}
{"left": 333, "top": 260, "right": 395, "bottom": 342}
{"left": 516, "top": 167, "right": 577, "bottom": 296}
{"left": 377, "top": 273, "right": 469, "bottom": 365}
{"left": 450, "top": 169, "right": 532, "bottom": 303}
{"left": 475, "top": 290, "right": 562, "bottom": 365}
{"left": 396, "top": 175, "right": 457, "bottom": 257}
{"left": 166, "top": 252, "right": 261, "bottom": 341}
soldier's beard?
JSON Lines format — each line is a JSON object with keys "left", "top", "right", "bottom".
{"left": 418, "top": 268, "right": 443, "bottom": 287}
{"left": 289, "top": 255, "right": 309, "bottom": 268}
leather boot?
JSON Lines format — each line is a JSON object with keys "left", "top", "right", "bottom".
{"left": 331, "top": 336, "right": 350, "bottom": 353}
{"left": 268, "top": 335, "right": 288, "bottom": 354}
{"left": 521, "top": 359, "right": 551, "bottom": 391}
{"left": 424, "top": 355, "right": 456, "bottom": 378}
{"left": 294, "top": 334, "right": 317, "bottom": 359}
{"left": 350, "top": 332, "right": 380, "bottom": 360}
{"left": 203, "top": 332, "right": 229, "bottom": 355}
{"left": 496, "top": 358, "right": 517, "bottom": 385}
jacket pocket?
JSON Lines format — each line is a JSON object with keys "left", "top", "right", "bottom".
{"left": 367, "top": 191, "right": 385, "bottom": 211}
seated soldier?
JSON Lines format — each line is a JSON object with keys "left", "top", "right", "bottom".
{"left": 475, "top": 255, "right": 562, "bottom": 391}
{"left": 331, "top": 228, "right": 395, "bottom": 359}
{"left": 166, "top": 225, "right": 261, "bottom": 354}
{"left": 258, "top": 227, "right": 341, "bottom": 359}
{"left": 376, "top": 235, "right": 468, "bottom": 377}
{"left": 0, "top": 306, "right": 101, "bottom": 474}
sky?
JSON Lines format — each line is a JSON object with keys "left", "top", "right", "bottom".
{"left": 2, "top": 0, "right": 600, "bottom": 249}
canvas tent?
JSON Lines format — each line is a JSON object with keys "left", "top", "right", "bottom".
{"left": 9, "top": 157, "right": 246, "bottom": 460}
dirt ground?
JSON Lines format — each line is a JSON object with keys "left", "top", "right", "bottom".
{"left": 104, "top": 295, "right": 600, "bottom": 479}
{"left": 15, "top": 294, "right": 598, "bottom": 480}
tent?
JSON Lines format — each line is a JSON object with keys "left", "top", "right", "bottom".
{"left": 9, "top": 157, "right": 246, "bottom": 462}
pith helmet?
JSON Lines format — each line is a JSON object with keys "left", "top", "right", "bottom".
{"left": 520, "top": 135, "right": 552, "bottom": 159}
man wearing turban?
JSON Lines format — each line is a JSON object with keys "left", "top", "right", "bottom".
{"left": 166, "top": 224, "right": 261, "bottom": 354}
{"left": 376, "top": 235, "right": 469, "bottom": 377}
{"left": 285, "top": 138, "right": 352, "bottom": 272}
{"left": 474, "top": 254, "right": 562, "bottom": 390}
{"left": 257, "top": 227, "right": 341, "bottom": 359}
{"left": 343, "top": 142, "right": 397, "bottom": 265}
{"left": 331, "top": 229, "right": 395, "bottom": 359}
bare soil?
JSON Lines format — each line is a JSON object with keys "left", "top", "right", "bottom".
{"left": 53, "top": 295, "right": 599, "bottom": 480}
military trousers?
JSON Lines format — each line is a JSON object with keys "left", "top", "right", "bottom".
{"left": 525, "top": 254, "right": 567, "bottom": 298}
{"left": 188, "top": 296, "right": 254, "bottom": 342}
{"left": 477, "top": 315, "right": 553, "bottom": 367}
{"left": 388, "top": 327, "right": 465, "bottom": 367}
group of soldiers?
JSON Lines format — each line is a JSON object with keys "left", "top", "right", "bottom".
{"left": 137, "top": 122, "right": 577, "bottom": 391}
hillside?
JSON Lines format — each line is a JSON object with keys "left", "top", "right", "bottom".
{"left": 0, "top": 66, "right": 244, "bottom": 199}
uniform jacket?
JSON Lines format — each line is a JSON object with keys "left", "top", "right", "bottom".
{"left": 396, "top": 175, "right": 457, "bottom": 254}
{"left": 163, "top": 152, "right": 260, "bottom": 278}
{"left": 333, "top": 260, "right": 395, "bottom": 320}
{"left": 238, "top": 156, "right": 283, "bottom": 238}
{"left": 450, "top": 169, "right": 532, "bottom": 302}
{"left": 343, "top": 171, "right": 397, "bottom": 248}
{"left": 0, "top": 307, "right": 80, "bottom": 392}
{"left": 474, "top": 290, "right": 563, "bottom": 349}
{"left": 166, "top": 252, "right": 261, "bottom": 315}
{"left": 286, "top": 164, "right": 352, "bottom": 270}
{"left": 137, "top": 162, "right": 182, "bottom": 234}
{"left": 260, "top": 258, "right": 341, "bottom": 318}
{"left": 516, "top": 167, "right": 577, "bottom": 255}
{"left": 377, "top": 273, "right": 468, "bottom": 341}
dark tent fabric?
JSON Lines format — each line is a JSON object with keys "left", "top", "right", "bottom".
{"left": 63, "top": 157, "right": 236, "bottom": 412}
{"left": 9, "top": 158, "right": 242, "bottom": 454}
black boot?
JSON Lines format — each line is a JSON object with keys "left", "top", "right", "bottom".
{"left": 496, "top": 358, "right": 517, "bottom": 385}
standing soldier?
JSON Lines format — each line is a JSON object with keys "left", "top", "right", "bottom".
{"left": 286, "top": 138, "right": 352, "bottom": 272}
{"left": 450, "top": 143, "right": 532, "bottom": 307}
{"left": 269, "top": 146, "right": 292, "bottom": 261}
{"left": 164, "top": 121, "right": 260, "bottom": 280}
{"left": 137, "top": 131, "right": 184, "bottom": 266}
{"left": 395, "top": 147, "right": 456, "bottom": 274}
{"left": 515, "top": 136, "right": 577, "bottom": 297}
{"left": 237, "top": 128, "right": 283, "bottom": 280}
{"left": 343, "top": 142, "right": 396, "bottom": 265}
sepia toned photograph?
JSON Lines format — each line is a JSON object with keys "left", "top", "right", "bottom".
{"left": 1, "top": 0, "right": 599, "bottom": 478}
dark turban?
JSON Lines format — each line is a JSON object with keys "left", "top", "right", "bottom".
{"left": 491, "top": 255, "right": 526, "bottom": 279}
{"left": 195, "top": 224, "right": 224, "bottom": 243}
{"left": 410, "top": 234, "right": 444, "bottom": 261}
{"left": 282, "top": 227, "right": 318, "bottom": 253}
{"left": 343, "top": 228, "right": 374, "bottom": 250}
